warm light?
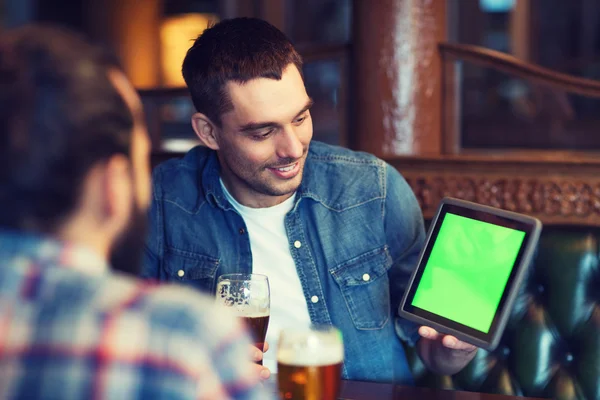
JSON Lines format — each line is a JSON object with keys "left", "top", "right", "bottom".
{"left": 160, "top": 13, "right": 218, "bottom": 87}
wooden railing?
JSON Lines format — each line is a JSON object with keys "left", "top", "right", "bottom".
{"left": 439, "top": 43, "right": 600, "bottom": 98}
{"left": 438, "top": 43, "right": 600, "bottom": 158}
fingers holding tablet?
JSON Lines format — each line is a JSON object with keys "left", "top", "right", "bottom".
{"left": 418, "top": 326, "right": 477, "bottom": 352}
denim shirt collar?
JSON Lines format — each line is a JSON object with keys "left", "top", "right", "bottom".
{"left": 201, "top": 151, "right": 230, "bottom": 210}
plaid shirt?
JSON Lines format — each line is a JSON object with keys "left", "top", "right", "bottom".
{"left": 0, "top": 230, "right": 273, "bottom": 400}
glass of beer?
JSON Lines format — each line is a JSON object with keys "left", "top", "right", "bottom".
{"left": 277, "top": 325, "right": 344, "bottom": 400}
{"left": 215, "top": 273, "right": 270, "bottom": 364}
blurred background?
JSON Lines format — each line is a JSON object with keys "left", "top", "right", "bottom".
{"left": 3, "top": 0, "right": 600, "bottom": 156}
{"left": 1, "top": 0, "right": 353, "bottom": 155}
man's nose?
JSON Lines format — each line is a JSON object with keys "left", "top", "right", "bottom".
{"left": 276, "top": 126, "right": 304, "bottom": 160}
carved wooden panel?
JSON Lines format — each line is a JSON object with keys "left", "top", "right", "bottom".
{"left": 388, "top": 156, "right": 600, "bottom": 226}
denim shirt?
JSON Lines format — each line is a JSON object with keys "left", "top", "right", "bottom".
{"left": 142, "top": 141, "right": 426, "bottom": 384}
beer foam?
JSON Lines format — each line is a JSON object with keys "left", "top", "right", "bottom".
{"left": 277, "top": 345, "right": 344, "bottom": 367}
{"left": 238, "top": 310, "right": 270, "bottom": 318}
{"left": 214, "top": 302, "right": 269, "bottom": 319}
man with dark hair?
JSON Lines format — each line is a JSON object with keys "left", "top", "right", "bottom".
{"left": 0, "top": 25, "right": 271, "bottom": 399}
{"left": 143, "top": 17, "right": 478, "bottom": 384}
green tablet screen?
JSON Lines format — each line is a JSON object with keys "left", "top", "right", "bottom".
{"left": 411, "top": 212, "right": 526, "bottom": 333}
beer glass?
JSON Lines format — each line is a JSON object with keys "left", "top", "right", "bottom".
{"left": 277, "top": 325, "right": 344, "bottom": 400}
{"left": 216, "top": 273, "right": 270, "bottom": 364}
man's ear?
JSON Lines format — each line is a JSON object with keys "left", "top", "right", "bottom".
{"left": 101, "top": 154, "right": 133, "bottom": 232}
{"left": 192, "top": 113, "right": 220, "bottom": 150}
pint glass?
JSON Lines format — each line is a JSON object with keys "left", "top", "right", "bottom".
{"left": 277, "top": 325, "right": 344, "bottom": 400}
{"left": 216, "top": 273, "right": 270, "bottom": 363}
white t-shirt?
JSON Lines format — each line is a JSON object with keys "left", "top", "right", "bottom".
{"left": 220, "top": 180, "right": 312, "bottom": 372}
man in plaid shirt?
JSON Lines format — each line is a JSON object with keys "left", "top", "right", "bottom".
{"left": 0, "top": 25, "right": 272, "bottom": 399}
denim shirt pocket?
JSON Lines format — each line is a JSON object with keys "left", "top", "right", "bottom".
{"left": 329, "top": 246, "right": 393, "bottom": 330}
{"left": 164, "top": 248, "right": 220, "bottom": 294}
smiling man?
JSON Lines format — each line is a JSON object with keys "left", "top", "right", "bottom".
{"left": 142, "top": 17, "right": 478, "bottom": 384}
{"left": 194, "top": 62, "right": 313, "bottom": 208}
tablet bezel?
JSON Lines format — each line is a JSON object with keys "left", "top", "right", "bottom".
{"left": 398, "top": 197, "right": 542, "bottom": 351}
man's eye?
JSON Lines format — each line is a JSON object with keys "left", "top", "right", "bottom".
{"left": 253, "top": 129, "right": 273, "bottom": 140}
{"left": 294, "top": 115, "right": 307, "bottom": 125}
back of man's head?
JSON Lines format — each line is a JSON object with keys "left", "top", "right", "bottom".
{"left": 0, "top": 25, "right": 134, "bottom": 234}
{"left": 182, "top": 17, "right": 303, "bottom": 127}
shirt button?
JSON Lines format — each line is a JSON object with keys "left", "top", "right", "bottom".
{"left": 362, "top": 273, "right": 371, "bottom": 282}
{"left": 239, "top": 228, "right": 245, "bottom": 235}
{"left": 311, "top": 295, "right": 319, "bottom": 303}
{"left": 177, "top": 270, "right": 185, "bottom": 278}
{"left": 294, "top": 240, "right": 302, "bottom": 249}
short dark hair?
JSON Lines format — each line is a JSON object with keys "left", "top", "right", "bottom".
{"left": 182, "top": 17, "right": 303, "bottom": 127}
{"left": 0, "top": 25, "right": 133, "bottom": 233}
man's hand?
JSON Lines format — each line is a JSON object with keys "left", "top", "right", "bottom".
{"left": 249, "top": 342, "right": 271, "bottom": 381}
{"left": 416, "top": 326, "right": 478, "bottom": 376}
{"left": 419, "top": 327, "right": 477, "bottom": 352}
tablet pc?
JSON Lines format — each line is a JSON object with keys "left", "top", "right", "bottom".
{"left": 398, "top": 197, "right": 542, "bottom": 351}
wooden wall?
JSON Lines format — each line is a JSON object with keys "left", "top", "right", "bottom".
{"left": 352, "top": 0, "right": 600, "bottom": 227}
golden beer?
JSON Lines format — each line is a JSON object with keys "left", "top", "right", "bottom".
{"left": 277, "top": 362, "right": 342, "bottom": 400}
{"left": 277, "top": 326, "right": 344, "bottom": 400}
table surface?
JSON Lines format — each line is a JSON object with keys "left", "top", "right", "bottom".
{"left": 266, "top": 378, "right": 549, "bottom": 400}
{"left": 337, "top": 380, "right": 549, "bottom": 400}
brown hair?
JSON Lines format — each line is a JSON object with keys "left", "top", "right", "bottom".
{"left": 182, "top": 17, "right": 303, "bottom": 127}
{"left": 0, "top": 25, "right": 133, "bottom": 232}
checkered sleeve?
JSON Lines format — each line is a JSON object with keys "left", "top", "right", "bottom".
{"left": 141, "top": 285, "right": 274, "bottom": 400}
{"left": 94, "top": 281, "right": 276, "bottom": 400}
{"left": 0, "top": 241, "right": 275, "bottom": 400}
